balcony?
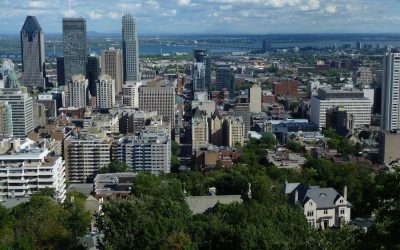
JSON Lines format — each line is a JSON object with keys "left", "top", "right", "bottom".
{"left": 7, "top": 185, "right": 29, "bottom": 190}
{"left": 8, "top": 179, "right": 29, "bottom": 184}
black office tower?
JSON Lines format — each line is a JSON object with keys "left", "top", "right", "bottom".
{"left": 56, "top": 57, "right": 65, "bottom": 87}
{"left": 86, "top": 53, "right": 100, "bottom": 96}
{"left": 194, "top": 49, "right": 211, "bottom": 91}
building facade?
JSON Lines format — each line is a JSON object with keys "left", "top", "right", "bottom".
{"left": 0, "top": 101, "right": 13, "bottom": 137}
{"left": 122, "top": 14, "right": 140, "bottom": 82}
{"left": 101, "top": 47, "right": 123, "bottom": 94}
{"left": 116, "top": 132, "right": 171, "bottom": 174}
{"left": 96, "top": 74, "right": 115, "bottom": 110}
{"left": 66, "top": 74, "right": 88, "bottom": 108}
{"left": 0, "top": 89, "right": 34, "bottom": 138}
{"left": 86, "top": 53, "right": 101, "bottom": 97}
{"left": 382, "top": 51, "right": 400, "bottom": 131}
{"left": 310, "top": 88, "right": 371, "bottom": 128}
{"left": 64, "top": 134, "right": 111, "bottom": 183}
{"left": 216, "top": 63, "right": 235, "bottom": 96}
{"left": 20, "top": 16, "right": 45, "bottom": 88}
{"left": 122, "top": 81, "right": 142, "bottom": 107}
{"left": 139, "top": 85, "right": 175, "bottom": 125}
{"left": 192, "top": 109, "right": 209, "bottom": 150}
{"left": 63, "top": 18, "right": 87, "bottom": 85}
{"left": 194, "top": 49, "right": 211, "bottom": 91}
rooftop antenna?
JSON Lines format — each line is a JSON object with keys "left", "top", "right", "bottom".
{"left": 68, "top": 0, "right": 72, "bottom": 17}
{"left": 121, "top": 0, "right": 124, "bottom": 16}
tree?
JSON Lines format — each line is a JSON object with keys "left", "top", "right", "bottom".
{"left": 287, "top": 140, "right": 303, "bottom": 153}
{"left": 98, "top": 160, "right": 130, "bottom": 174}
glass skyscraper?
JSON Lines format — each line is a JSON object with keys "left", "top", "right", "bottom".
{"left": 122, "top": 14, "right": 140, "bottom": 82}
{"left": 63, "top": 18, "right": 87, "bottom": 85}
{"left": 194, "top": 49, "right": 211, "bottom": 91}
{"left": 20, "top": 16, "right": 45, "bottom": 88}
{"left": 86, "top": 53, "right": 100, "bottom": 97}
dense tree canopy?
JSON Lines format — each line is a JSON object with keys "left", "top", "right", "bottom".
{"left": 98, "top": 160, "right": 130, "bottom": 174}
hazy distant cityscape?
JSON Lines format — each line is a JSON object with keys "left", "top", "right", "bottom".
{"left": 1, "top": 1, "right": 400, "bottom": 249}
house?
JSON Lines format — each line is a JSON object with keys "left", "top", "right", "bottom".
{"left": 284, "top": 182, "right": 352, "bottom": 229}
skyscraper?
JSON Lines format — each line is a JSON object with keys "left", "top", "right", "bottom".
{"left": 20, "top": 16, "right": 45, "bottom": 88}
{"left": 192, "top": 63, "right": 206, "bottom": 93}
{"left": 63, "top": 18, "right": 87, "bottom": 85}
{"left": 87, "top": 53, "right": 100, "bottom": 96}
{"left": 122, "top": 14, "right": 140, "bottom": 82}
{"left": 56, "top": 57, "right": 65, "bottom": 86}
{"left": 382, "top": 50, "right": 400, "bottom": 131}
{"left": 101, "top": 47, "right": 123, "bottom": 94}
{"left": 194, "top": 49, "right": 211, "bottom": 91}
{"left": 216, "top": 63, "right": 235, "bottom": 96}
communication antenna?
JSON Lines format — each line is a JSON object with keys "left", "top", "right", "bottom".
{"left": 68, "top": 0, "right": 72, "bottom": 17}
{"left": 121, "top": 0, "right": 125, "bottom": 16}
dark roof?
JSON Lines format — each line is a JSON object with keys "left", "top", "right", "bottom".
{"left": 21, "top": 16, "right": 42, "bottom": 34}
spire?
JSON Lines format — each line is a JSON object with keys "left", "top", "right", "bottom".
{"left": 21, "top": 16, "right": 42, "bottom": 35}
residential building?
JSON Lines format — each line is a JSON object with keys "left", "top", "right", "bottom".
{"left": 96, "top": 74, "right": 115, "bottom": 110}
{"left": 116, "top": 132, "right": 171, "bottom": 173}
{"left": 223, "top": 116, "right": 245, "bottom": 147}
{"left": 326, "top": 106, "right": 351, "bottom": 135}
{"left": 192, "top": 108, "right": 209, "bottom": 150}
{"left": 37, "top": 94, "right": 57, "bottom": 118}
{"left": 0, "top": 101, "right": 13, "bottom": 137}
{"left": 101, "top": 47, "right": 123, "bottom": 94}
{"left": 249, "top": 84, "right": 262, "bottom": 113}
{"left": 33, "top": 101, "right": 47, "bottom": 127}
{"left": 86, "top": 53, "right": 100, "bottom": 97}
{"left": 209, "top": 111, "right": 223, "bottom": 146}
{"left": 66, "top": 74, "right": 88, "bottom": 108}
{"left": 118, "top": 110, "right": 157, "bottom": 134}
{"left": 285, "top": 182, "right": 351, "bottom": 229}
{"left": 20, "top": 16, "right": 45, "bottom": 88}
{"left": 0, "top": 59, "right": 15, "bottom": 79}
{"left": 0, "top": 89, "right": 34, "bottom": 138}
{"left": 64, "top": 133, "right": 111, "bottom": 183}
{"left": 273, "top": 80, "right": 299, "bottom": 98}
{"left": 381, "top": 50, "right": 400, "bottom": 130}
{"left": 122, "top": 14, "right": 140, "bottom": 82}
{"left": 93, "top": 172, "right": 137, "bottom": 200}
{"left": 235, "top": 102, "right": 251, "bottom": 134}
{"left": 62, "top": 18, "right": 87, "bottom": 84}
{"left": 310, "top": 88, "right": 371, "bottom": 128}
{"left": 216, "top": 63, "right": 235, "bottom": 96}
{"left": 138, "top": 84, "right": 175, "bottom": 125}
{"left": 0, "top": 138, "right": 66, "bottom": 202}
{"left": 354, "top": 67, "right": 373, "bottom": 87}
{"left": 122, "top": 81, "right": 142, "bottom": 107}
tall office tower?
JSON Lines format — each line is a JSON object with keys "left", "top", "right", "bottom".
{"left": 0, "top": 89, "right": 33, "bottom": 138}
{"left": 96, "top": 74, "right": 115, "bottom": 110}
{"left": 64, "top": 133, "right": 111, "bottom": 183}
{"left": 194, "top": 49, "right": 211, "bottom": 91}
{"left": 0, "top": 59, "right": 15, "bottom": 79}
{"left": 122, "top": 14, "right": 140, "bottom": 82}
{"left": 0, "top": 101, "right": 13, "bottom": 137}
{"left": 101, "top": 47, "right": 123, "bottom": 93}
{"left": 66, "top": 75, "right": 88, "bottom": 108}
{"left": 139, "top": 85, "right": 175, "bottom": 125}
{"left": 249, "top": 84, "right": 262, "bottom": 113}
{"left": 63, "top": 18, "right": 87, "bottom": 85}
{"left": 382, "top": 51, "right": 400, "bottom": 131}
{"left": 356, "top": 41, "right": 362, "bottom": 50}
{"left": 122, "top": 81, "right": 142, "bottom": 107}
{"left": 116, "top": 132, "right": 171, "bottom": 173}
{"left": 192, "top": 62, "right": 206, "bottom": 92}
{"left": 20, "top": 16, "right": 45, "bottom": 88}
{"left": 56, "top": 57, "right": 65, "bottom": 86}
{"left": 86, "top": 53, "right": 100, "bottom": 96}
{"left": 192, "top": 108, "right": 209, "bottom": 150}
{"left": 216, "top": 63, "right": 235, "bottom": 96}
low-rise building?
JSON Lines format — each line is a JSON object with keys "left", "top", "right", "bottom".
{"left": 93, "top": 172, "right": 137, "bottom": 200}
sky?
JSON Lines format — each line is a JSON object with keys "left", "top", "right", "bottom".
{"left": 1, "top": 0, "right": 400, "bottom": 35}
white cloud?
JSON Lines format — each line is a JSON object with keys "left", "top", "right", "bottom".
{"left": 325, "top": 4, "right": 337, "bottom": 14}
{"left": 29, "top": 1, "right": 49, "bottom": 8}
{"left": 89, "top": 11, "right": 103, "bottom": 20}
{"left": 178, "top": 0, "right": 191, "bottom": 6}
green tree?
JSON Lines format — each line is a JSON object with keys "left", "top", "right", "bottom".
{"left": 287, "top": 140, "right": 303, "bottom": 153}
{"left": 98, "top": 160, "right": 130, "bottom": 174}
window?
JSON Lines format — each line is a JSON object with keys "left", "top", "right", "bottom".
{"left": 308, "top": 219, "right": 315, "bottom": 226}
{"left": 340, "top": 208, "right": 345, "bottom": 215}
{"left": 309, "top": 202, "right": 313, "bottom": 206}
{"left": 324, "top": 210, "right": 328, "bottom": 215}
{"left": 307, "top": 211, "right": 314, "bottom": 217}
{"left": 340, "top": 199, "right": 344, "bottom": 204}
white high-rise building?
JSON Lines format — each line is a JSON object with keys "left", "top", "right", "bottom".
{"left": 122, "top": 81, "right": 142, "bottom": 107}
{"left": 0, "top": 101, "right": 13, "bottom": 137}
{"left": 311, "top": 88, "right": 371, "bottom": 128}
{"left": 66, "top": 74, "right": 88, "bottom": 108}
{"left": 382, "top": 51, "right": 400, "bottom": 130}
{"left": 0, "top": 89, "right": 33, "bottom": 138}
{"left": 96, "top": 74, "right": 115, "bottom": 109}
{"left": 0, "top": 139, "right": 66, "bottom": 202}
{"left": 116, "top": 132, "right": 171, "bottom": 174}
{"left": 249, "top": 84, "right": 262, "bottom": 113}
{"left": 122, "top": 14, "right": 140, "bottom": 82}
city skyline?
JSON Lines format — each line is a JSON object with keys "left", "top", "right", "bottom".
{"left": 1, "top": 0, "right": 400, "bottom": 35}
